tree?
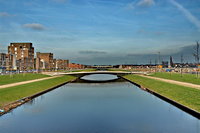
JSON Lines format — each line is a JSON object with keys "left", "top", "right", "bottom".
{"left": 193, "top": 41, "right": 199, "bottom": 78}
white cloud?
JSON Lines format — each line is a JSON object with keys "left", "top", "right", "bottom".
{"left": 170, "top": 0, "right": 200, "bottom": 32}
{"left": 0, "top": 12, "right": 13, "bottom": 17}
{"left": 23, "top": 23, "right": 46, "bottom": 31}
{"left": 137, "top": 0, "right": 155, "bottom": 7}
{"left": 126, "top": 0, "right": 155, "bottom": 10}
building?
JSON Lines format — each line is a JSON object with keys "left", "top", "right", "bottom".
{"left": 56, "top": 59, "right": 69, "bottom": 70}
{"left": 36, "top": 52, "right": 54, "bottom": 70}
{"left": 169, "top": 56, "right": 174, "bottom": 68}
{"left": 0, "top": 53, "right": 6, "bottom": 68}
{"left": 8, "top": 43, "right": 34, "bottom": 70}
{"left": 0, "top": 53, "right": 17, "bottom": 71}
{"left": 69, "top": 63, "right": 84, "bottom": 69}
{"left": 0, "top": 53, "right": 6, "bottom": 73}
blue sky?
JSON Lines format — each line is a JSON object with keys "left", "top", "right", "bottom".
{"left": 0, "top": 0, "right": 200, "bottom": 65}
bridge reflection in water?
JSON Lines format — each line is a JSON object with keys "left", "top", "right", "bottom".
{"left": 76, "top": 74, "right": 124, "bottom": 83}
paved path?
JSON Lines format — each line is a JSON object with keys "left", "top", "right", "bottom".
{"left": 0, "top": 76, "right": 59, "bottom": 89}
{"left": 140, "top": 75, "right": 200, "bottom": 90}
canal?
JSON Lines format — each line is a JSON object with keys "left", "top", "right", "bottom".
{"left": 0, "top": 74, "right": 199, "bottom": 133}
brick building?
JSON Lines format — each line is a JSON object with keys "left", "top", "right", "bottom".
{"left": 56, "top": 59, "right": 69, "bottom": 70}
{"left": 69, "top": 63, "right": 84, "bottom": 69}
{"left": 8, "top": 43, "right": 34, "bottom": 70}
{"left": 36, "top": 52, "right": 54, "bottom": 70}
{"left": 0, "top": 53, "right": 6, "bottom": 67}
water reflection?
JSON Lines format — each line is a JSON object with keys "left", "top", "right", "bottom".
{"left": 0, "top": 76, "right": 199, "bottom": 133}
{"left": 80, "top": 74, "right": 118, "bottom": 81}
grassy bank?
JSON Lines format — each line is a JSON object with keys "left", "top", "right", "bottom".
{"left": 0, "top": 75, "right": 76, "bottom": 108}
{"left": 0, "top": 73, "right": 50, "bottom": 85}
{"left": 123, "top": 74, "right": 200, "bottom": 112}
{"left": 150, "top": 72, "right": 200, "bottom": 85}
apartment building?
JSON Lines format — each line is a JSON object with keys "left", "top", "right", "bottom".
{"left": 56, "top": 59, "right": 69, "bottom": 70}
{"left": 36, "top": 52, "right": 54, "bottom": 70}
{"left": 8, "top": 43, "right": 34, "bottom": 70}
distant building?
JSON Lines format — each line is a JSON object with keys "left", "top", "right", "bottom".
{"left": 1, "top": 53, "right": 17, "bottom": 71}
{"left": 169, "top": 56, "right": 174, "bottom": 68}
{"left": 6, "top": 54, "right": 17, "bottom": 70}
{"left": 162, "top": 61, "right": 168, "bottom": 68}
{"left": 36, "top": 52, "right": 54, "bottom": 70}
{"left": 8, "top": 43, "right": 34, "bottom": 70}
{"left": 0, "top": 53, "right": 6, "bottom": 73}
{"left": 69, "top": 63, "right": 84, "bottom": 69}
{"left": 56, "top": 59, "right": 69, "bottom": 70}
{"left": 0, "top": 53, "right": 6, "bottom": 68}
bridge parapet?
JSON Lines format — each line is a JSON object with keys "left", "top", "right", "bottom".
{"left": 50, "top": 71, "right": 146, "bottom": 77}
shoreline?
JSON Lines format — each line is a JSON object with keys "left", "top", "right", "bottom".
{"left": 121, "top": 76, "right": 200, "bottom": 119}
{"left": 0, "top": 78, "right": 77, "bottom": 116}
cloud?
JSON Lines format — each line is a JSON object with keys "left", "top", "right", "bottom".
{"left": 137, "top": 0, "right": 155, "bottom": 7}
{"left": 79, "top": 50, "right": 107, "bottom": 55}
{"left": 0, "top": 12, "right": 14, "bottom": 17}
{"left": 169, "top": 0, "right": 200, "bottom": 32}
{"left": 23, "top": 23, "right": 46, "bottom": 31}
{"left": 51, "top": 0, "right": 68, "bottom": 3}
{"left": 126, "top": 0, "right": 155, "bottom": 10}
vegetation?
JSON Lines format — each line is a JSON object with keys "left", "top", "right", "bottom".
{"left": 124, "top": 74, "right": 200, "bottom": 112}
{"left": 0, "top": 75, "right": 76, "bottom": 108}
{"left": 0, "top": 73, "right": 50, "bottom": 85}
{"left": 150, "top": 72, "right": 200, "bottom": 85}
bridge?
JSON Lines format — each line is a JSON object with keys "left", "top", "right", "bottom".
{"left": 50, "top": 71, "right": 146, "bottom": 78}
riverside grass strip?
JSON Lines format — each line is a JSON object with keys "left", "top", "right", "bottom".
{"left": 0, "top": 73, "right": 50, "bottom": 85}
{"left": 150, "top": 72, "right": 200, "bottom": 85}
{"left": 123, "top": 74, "right": 200, "bottom": 112}
{"left": 0, "top": 75, "right": 76, "bottom": 108}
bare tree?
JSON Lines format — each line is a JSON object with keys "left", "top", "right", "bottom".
{"left": 193, "top": 41, "right": 199, "bottom": 78}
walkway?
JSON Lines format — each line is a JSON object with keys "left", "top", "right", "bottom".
{"left": 0, "top": 76, "right": 59, "bottom": 89}
{"left": 140, "top": 75, "right": 200, "bottom": 90}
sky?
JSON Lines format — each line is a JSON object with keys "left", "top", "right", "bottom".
{"left": 0, "top": 0, "right": 200, "bottom": 65}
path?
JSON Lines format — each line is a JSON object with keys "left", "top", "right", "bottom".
{"left": 0, "top": 76, "right": 59, "bottom": 89}
{"left": 140, "top": 75, "right": 200, "bottom": 90}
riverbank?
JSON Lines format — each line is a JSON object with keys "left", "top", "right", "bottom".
{"left": 0, "top": 73, "right": 50, "bottom": 85}
{"left": 150, "top": 72, "right": 200, "bottom": 85}
{"left": 123, "top": 74, "right": 200, "bottom": 119}
{"left": 0, "top": 75, "right": 77, "bottom": 116}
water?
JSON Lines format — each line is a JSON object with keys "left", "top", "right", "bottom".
{"left": 0, "top": 74, "right": 199, "bottom": 133}
{"left": 81, "top": 74, "right": 118, "bottom": 81}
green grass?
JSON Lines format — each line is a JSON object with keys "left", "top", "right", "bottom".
{"left": 124, "top": 74, "right": 200, "bottom": 112}
{"left": 0, "top": 75, "right": 76, "bottom": 108}
{"left": 150, "top": 72, "right": 200, "bottom": 85}
{"left": 0, "top": 73, "right": 50, "bottom": 85}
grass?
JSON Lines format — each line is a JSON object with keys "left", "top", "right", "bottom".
{"left": 0, "top": 75, "right": 76, "bottom": 108}
{"left": 0, "top": 73, "right": 50, "bottom": 85}
{"left": 123, "top": 74, "right": 200, "bottom": 112}
{"left": 150, "top": 72, "right": 200, "bottom": 85}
